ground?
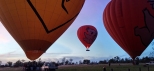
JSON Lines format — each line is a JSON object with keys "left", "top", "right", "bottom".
{"left": 0, "top": 63, "right": 154, "bottom": 71}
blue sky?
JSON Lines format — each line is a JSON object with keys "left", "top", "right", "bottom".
{"left": 0, "top": 0, "right": 153, "bottom": 64}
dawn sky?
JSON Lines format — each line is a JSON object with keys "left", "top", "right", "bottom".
{"left": 0, "top": 0, "right": 154, "bottom": 64}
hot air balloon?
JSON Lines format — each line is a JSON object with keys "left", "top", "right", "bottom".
{"left": 103, "top": 0, "right": 154, "bottom": 60}
{"left": 77, "top": 25, "right": 98, "bottom": 51}
{"left": 0, "top": 0, "right": 85, "bottom": 60}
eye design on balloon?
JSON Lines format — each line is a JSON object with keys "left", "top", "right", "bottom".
{"left": 62, "top": 0, "right": 70, "bottom": 14}
{"left": 83, "top": 27, "right": 97, "bottom": 44}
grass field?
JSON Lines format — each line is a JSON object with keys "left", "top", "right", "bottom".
{"left": 0, "top": 63, "right": 154, "bottom": 71}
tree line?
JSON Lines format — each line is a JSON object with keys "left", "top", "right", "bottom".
{"left": 0, "top": 56, "right": 153, "bottom": 67}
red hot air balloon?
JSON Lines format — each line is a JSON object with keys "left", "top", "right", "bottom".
{"left": 103, "top": 0, "right": 154, "bottom": 60}
{"left": 77, "top": 25, "right": 98, "bottom": 51}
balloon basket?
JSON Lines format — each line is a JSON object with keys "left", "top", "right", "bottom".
{"left": 86, "top": 49, "right": 90, "bottom": 51}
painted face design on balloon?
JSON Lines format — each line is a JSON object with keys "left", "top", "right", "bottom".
{"left": 27, "top": 0, "right": 81, "bottom": 34}
{"left": 84, "top": 27, "right": 97, "bottom": 44}
{"left": 62, "top": 0, "right": 70, "bottom": 14}
{"left": 134, "top": 1, "right": 154, "bottom": 47}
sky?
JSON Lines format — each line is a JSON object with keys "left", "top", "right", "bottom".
{"left": 0, "top": 0, "right": 154, "bottom": 64}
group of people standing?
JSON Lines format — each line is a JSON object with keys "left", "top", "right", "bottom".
{"left": 23, "top": 61, "right": 43, "bottom": 71}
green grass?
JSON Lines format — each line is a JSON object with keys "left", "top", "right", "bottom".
{"left": 0, "top": 63, "right": 154, "bottom": 71}
{"left": 57, "top": 63, "right": 154, "bottom": 71}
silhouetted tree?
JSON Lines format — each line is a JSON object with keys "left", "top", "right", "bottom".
{"left": 0, "top": 61, "right": 2, "bottom": 66}
{"left": 5, "top": 63, "right": 8, "bottom": 67}
{"left": 83, "top": 59, "right": 90, "bottom": 64}
{"left": 119, "top": 58, "right": 125, "bottom": 63}
{"left": 14, "top": 60, "right": 22, "bottom": 67}
{"left": 7, "top": 61, "right": 12, "bottom": 67}
{"left": 79, "top": 60, "right": 82, "bottom": 64}
{"left": 69, "top": 58, "right": 73, "bottom": 64}
{"left": 109, "top": 58, "right": 115, "bottom": 63}
{"left": 99, "top": 60, "right": 107, "bottom": 64}
{"left": 114, "top": 56, "right": 120, "bottom": 63}
{"left": 65, "top": 60, "right": 69, "bottom": 65}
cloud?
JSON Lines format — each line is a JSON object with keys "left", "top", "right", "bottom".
{"left": 40, "top": 58, "right": 59, "bottom": 62}
{"left": 0, "top": 50, "right": 23, "bottom": 58}
{"left": 0, "top": 50, "right": 27, "bottom": 64}
{"left": 56, "top": 55, "right": 114, "bottom": 63}
{"left": 40, "top": 55, "right": 113, "bottom": 63}
{"left": 41, "top": 52, "right": 71, "bottom": 58}
{"left": 45, "top": 52, "right": 70, "bottom": 55}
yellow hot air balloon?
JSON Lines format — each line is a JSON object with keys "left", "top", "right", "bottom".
{"left": 0, "top": 0, "right": 85, "bottom": 60}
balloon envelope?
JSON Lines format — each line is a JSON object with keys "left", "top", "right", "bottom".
{"left": 103, "top": 0, "right": 154, "bottom": 59}
{"left": 0, "top": 0, "right": 85, "bottom": 60}
{"left": 77, "top": 25, "right": 98, "bottom": 51}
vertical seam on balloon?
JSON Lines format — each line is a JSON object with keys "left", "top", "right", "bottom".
{"left": 122, "top": 0, "right": 131, "bottom": 50}
{"left": 4, "top": 1, "right": 10, "bottom": 34}
{"left": 110, "top": 0, "right": 126, "bottom": 49}
{"left": 104, "top": 2, "right": 119, "bottom": 49}
{"left": 23, "top": 0, "right": 28, "bottom": 51}
{"left": 24, "top": 0, "right": 29, "bottom": 43}
{"left": 10, "top": 0, "right": 17, "bottom": 38}
{"left": 120, "top": 0, "right": 123, "bottom": 17}
{"left": 46, "top": 0, "right": 58, "bottom": 36}
{"left": 107, "top": 1, "right": 118, "bottom": 46}
{"left": 122, "top": 0, "right": 130, "bottom": 50}
{"left": 14, "top": 0, "right": 25, "bottom": 41}
{"left": 115, "top": 0, "right": 128, "bottom": 49}
{"left": 4, "top": 0, "right": 20, "bottom": 40}
{"left": 34, "top": 0, "right": 39, "bottom": 49}
{"left": 106, "top": 2, "right": 120, "bottom": 49}
{"left": 33, "top": 0, "right": 36, "bottom": 50}
{"left": 122, "top": 0, "right": 133, "bottom": 57}
{"left": 48, "top": 0, "right": 63, "bottom": 36}
{"left": 130, "top": 0, "right": 136, "bottom": 56}
{"left": 121, "top": 0, "right": 129, "bottom": 49}
{"left": 119, "top": 0, "right": 128, "bottom": 48}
